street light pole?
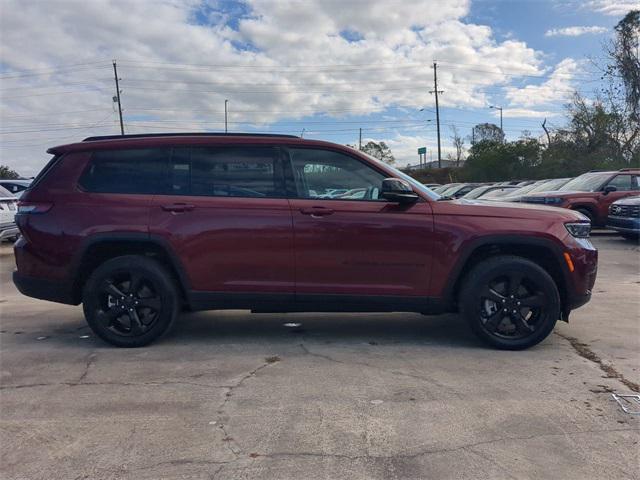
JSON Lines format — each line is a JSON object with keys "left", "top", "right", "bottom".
{"left": 489, "top": 105, "right": 503, "bottom": 137}
{"left": 224, "top": 99, "right": 229, "bottom": 133}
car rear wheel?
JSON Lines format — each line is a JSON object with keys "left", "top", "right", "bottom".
{"left": 82, "top": 255, "right": 179, "bottom": 347}
{"left": 459, "top": 255, "right": 560, "bottom": 350}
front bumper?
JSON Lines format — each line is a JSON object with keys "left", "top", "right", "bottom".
{"left": 0, "top": 222, "right": 18, "bottom": 241}
{"left": 607, "top": 216, "right": 640, "bottom": 234}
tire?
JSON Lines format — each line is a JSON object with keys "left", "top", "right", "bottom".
{"left": 574, "top": 208, "right": 594, "bottom": 224}
{"left": 82, "top": 255, "right": 179, "bottom": 347}
{"left": 459, "top": 255, "right": 560, "bottom": 350}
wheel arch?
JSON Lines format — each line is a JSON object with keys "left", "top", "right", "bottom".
{"left": 71, "top": 233, "right": 190, "bottom": 305}
{"left": 444, "top": 235, "right": 571, "bottom": 318}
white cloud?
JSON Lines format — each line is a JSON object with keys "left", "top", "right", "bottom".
{"left": 1, "top": 0, "right": 550, "bottom": 175}
{"left": 585, "top": 0, "right": 640, "bottom": 16}
{"left": 545, "top": 26, "right": 608, "bottom": 37}
{"left": 504, "top": 58, "right": 582, "bottom": 108}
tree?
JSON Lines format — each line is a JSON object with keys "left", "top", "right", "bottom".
{"left": 463, "top": 137, "right": 542, "bottom": 182}
{"left": 605, "top": 10, "right": 640, "bottom": 121}
{"left": 471, "top": 123, "right": 505, "bottom": 144}
{"left": 0, "top": 165, "right": 20, "bottom": 179}
{"left": 450, "top": 125, "right": 465, "bottom": 167}
{"left": 360, "top": 140, "right": 395, "bottom": 164}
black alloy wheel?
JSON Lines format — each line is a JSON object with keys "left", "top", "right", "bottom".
{"left": 460, "top": 255, "right": 560, "bottom": 350}
{"left": 83, "top": 256, "right": 178, "bottom": 347}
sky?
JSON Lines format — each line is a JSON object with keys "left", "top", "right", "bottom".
{"left": 1, "top": 0, "right": 638, "bottom": 176}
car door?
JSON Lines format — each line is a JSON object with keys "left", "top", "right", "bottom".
{"left": 598, "top": 174, "right": 639, "bottom": 220}
{"left": 149, "top": 145, "right": 294, "bottom": 302}
{"left": 284, "top": 147, "right": 434, "bottom": 303}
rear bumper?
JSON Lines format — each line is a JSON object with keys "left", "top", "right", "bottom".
{"left": 12, "top": 271, "right": 77, "bottom": 305}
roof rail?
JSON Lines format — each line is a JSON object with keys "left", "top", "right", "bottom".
{"left": 587, "top": 169, "right": 606, "bottom": 172}
{"left": 618, "top": 168, "right": 639, "bottom": 172}
{"left": 82, "top": 132, "right": 299, "bottom": 142}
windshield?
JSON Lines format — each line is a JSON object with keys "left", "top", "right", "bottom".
{"left": 559, "top": 172, "right": 610, "bottom": 192}
{"left": 503, "top": 181, "right": 544, "bottom": 197}
{"left": 462, "top": 186, "right": 490, "bottom": 199}
{"left": 482, "top": 187, "right": 517, "bottom": 199}
{"left": 359, "top": 152, "right": 441, "bottom": 200}
{"left": 527, "top": 178, "right": 570, "bottom": 193}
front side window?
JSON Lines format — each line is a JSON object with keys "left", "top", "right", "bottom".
{"left": 606, "top": 174, "right": 633, "bottom": 191}
{"left": 171, "top": 146, "right": 282, "bottom": 198}
{"left": 288, "top": 148, "right": 385, "bottom": 200}
{"left": 79, "top": 149, "right": 170, "bottom": 194}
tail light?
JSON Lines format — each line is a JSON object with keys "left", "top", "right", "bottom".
{"left": 17, "top": 201, "right": 53, "bottom": 214}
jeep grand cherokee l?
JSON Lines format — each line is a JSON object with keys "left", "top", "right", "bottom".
{"left": 13, "top": 133, "right": 597, "bottom": 350}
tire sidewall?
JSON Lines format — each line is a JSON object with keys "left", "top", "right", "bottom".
{"left": 82, "top": 256, "right": 178, "bottom": 347}
{"left": 461, "top": 257, "right": 560, "bottom": 350}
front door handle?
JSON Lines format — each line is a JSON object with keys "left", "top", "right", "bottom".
{"left": 161, "top": 203, "right": 195, "bottom": 213}
{"left": 299, "top": 206, "right": 335, "bottom": 217}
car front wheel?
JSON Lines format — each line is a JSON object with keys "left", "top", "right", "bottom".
{"left": 82, "top": 255, "right": 179, "bottom": 347}
{"left": 460, "top": 255, "right": 560, "bottom": 350}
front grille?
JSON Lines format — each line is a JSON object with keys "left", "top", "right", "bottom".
{"left": 609, "top": 204, "right": 640, "bottom": 218}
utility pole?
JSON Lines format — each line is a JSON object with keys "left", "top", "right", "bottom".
{"left": 489, "top": 105, "right": 503, "bottom": 139}
{"left": 224, "top": 99, "right": 229, "bottom": 133}
{"left": 430, "top": 62, "right": 444, "bottom": 168}
{"left": 358, "top": 128, "right": 362, "bottom": 150}
{"left": 301, "top": 128, "right": 305, "bottom": 138}
{"left": 112, "top": 60, "right": 124, "bottom": 135}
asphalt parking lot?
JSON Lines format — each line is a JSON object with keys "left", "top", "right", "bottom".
{"left": 1, "top": 235, "right": 638, "bottom": 480}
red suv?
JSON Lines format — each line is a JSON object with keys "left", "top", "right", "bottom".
{"left": 520, "top": 169, "right": 640, "bottom": 227}
{"left": 14, "top": 134, "right": 597, "bottom": 350}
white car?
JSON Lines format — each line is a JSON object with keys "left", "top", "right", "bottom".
{"left": 0, "top": 185, "right": 19, "bottom": 241}
{"left": 0, "top": 179, "right": 31, "bottom": 197}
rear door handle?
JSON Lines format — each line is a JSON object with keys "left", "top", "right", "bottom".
{"left": 299, "top": 206, "right": 335, "bottom": 217}
{"left": 161, "top": 203, "right": 195, "bottom": 213}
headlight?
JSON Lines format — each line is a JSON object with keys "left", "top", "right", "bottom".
{"left": 544, "top": 197, "right": 564, "bottom": 205}
{"left": 565, "top": 222, "right": 591, "bottom": 238}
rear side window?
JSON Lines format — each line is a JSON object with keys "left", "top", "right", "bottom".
{"left": 79, "top": 149, "right": 170, "bottom": 194}
{"left": 169, "top": 146, "right": 283, "bottom": 198}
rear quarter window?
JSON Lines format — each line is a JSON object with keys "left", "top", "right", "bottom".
{"left": 78, "top": 149, "right": 170, "bottom": 194}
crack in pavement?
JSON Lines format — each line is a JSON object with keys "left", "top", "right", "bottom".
{"left": 216, "top": 358, "right": 280, "bottom": 458}
{"left": 76, "top": 351, "right": 97, "bottom": 384}
{"left": 244, "top": 426, "right": 639, "bottom": 463}
{"left": 0, "top": 380, "right": 234, "bottom": 390}
{"left": 298, "top": 343, "right": 456, "bottom": 394}
{"left": 555, "top": 332, "right": 640, "bottom": 393}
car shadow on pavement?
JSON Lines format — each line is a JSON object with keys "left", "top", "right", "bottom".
{"left": 163, "top": 311, "right": 481, "bottom": 349}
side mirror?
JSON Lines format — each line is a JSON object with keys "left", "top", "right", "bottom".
{"left": 603, "top": 185, "right": 617, "bottom": 195}
{"left": 380, "top": 178, "right": 419, "bottom": 204}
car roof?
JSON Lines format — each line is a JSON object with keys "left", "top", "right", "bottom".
{"left": 47, "top": 133, "right": 342, "bottom": 155}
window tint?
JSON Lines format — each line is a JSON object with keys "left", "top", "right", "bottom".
{"left": 172, "top": 147, "right": 281, "bottom": 198}
{"left": 79, "top": 149, "right": 169, "bottom": 194}
{"left": 288, "top": 148, "right": 385, "bottom": 200}
{"left": 607, "top": 174, "right": 632, "bottom": 191}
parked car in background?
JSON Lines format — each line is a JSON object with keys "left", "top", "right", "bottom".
{"left": 13, "top": 133, "right": 597, "bottom": 350}
{"left": 607, "top": 196, "right": 640, "bottom": 240}
{"left": 500, "top": 179, "right": 572, "bottom": 203}
{"left": 479, "top": 187, "right": 523, "bottom": 200}
{"left": 520, "top": 169, "right": 640, "bottom": 226}
{"left": 462, "top": 184, "right": 519, "bottom": 200}
{"left": 497, "top": 180, "right": 548, "bottom": 202}
{"left": 423, "top": 183, "right": 440, "bottom": 189}
{"left": 432, "top": 183, "right": 460, "bottom": 194}
{"left": 440, "top": 183, "right": 483, "bottom": 199}
{"left": 0, "top": 185, "right": 19, "bottom": 242}
{"left": 0, "top": 179, "right": 31, "bottom": 197}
